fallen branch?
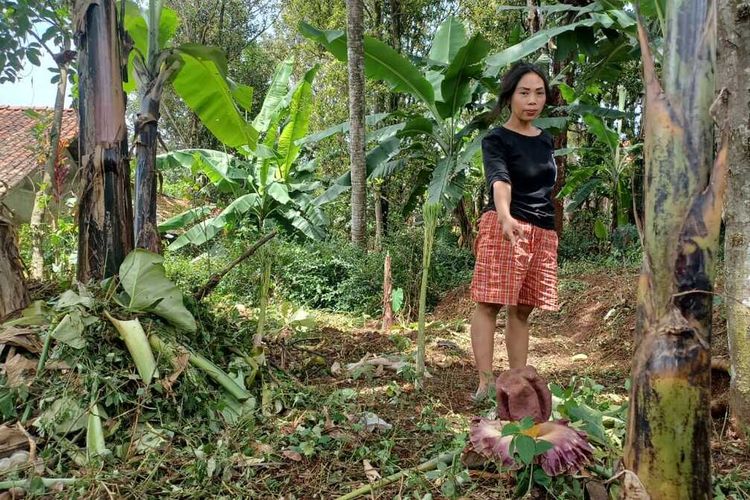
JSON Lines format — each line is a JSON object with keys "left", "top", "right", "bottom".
{"left": 193, "top": 231, "right": 277, "bottom": 302}
{"left": 335, "top": 451, "right": 457, "bottom": 500}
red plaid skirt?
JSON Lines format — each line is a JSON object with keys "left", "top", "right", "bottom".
{"left": 470, "top": 211, "right": 559, "bottom": 310}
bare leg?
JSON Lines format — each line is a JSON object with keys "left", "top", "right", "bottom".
{"left": 506, "top": 304, "right": 535, "bottom": 368}
{"left": 470, "top": 302, "right": 501, "bottom": 396}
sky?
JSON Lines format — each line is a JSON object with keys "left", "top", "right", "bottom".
{"left": 0, "top": 48, "right": 73, "bottom": 108}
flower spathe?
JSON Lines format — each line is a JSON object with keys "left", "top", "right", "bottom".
{"left": 469, "top": 417, "right": 594, "bottom": 476}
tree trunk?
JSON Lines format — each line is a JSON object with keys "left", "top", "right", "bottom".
{"left": 382, "top": 251, "right": 393, "bottom": 332}
{"left": 719, "top": 0, "right": 750, "bottom": 436}
{"left": 454, "top": 198, "right": 473, "bottom": 250}
{"left": 134, "top": 1, "right": 173, "bottom": 254}
{"left": 134, "top": 90, "right": 162, "bottom": 253}
{"left": 75, "top": 0, "right": 134, "bottom": 282}
{"left": 0, "top": 209, "right": 29, "bottom": 320}
{"left": 527, "top": 0, "right": 541, "bottom": 33}
{"left": 347, "top": 0, "right": 367, "bottom": 247}
{"left": 623, "top": 3, "right": 723, "bottom": 496}
{"left": 29, "top": 43, "right": 70, "bottom": 280}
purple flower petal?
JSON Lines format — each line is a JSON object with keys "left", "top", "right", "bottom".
{"left": 468, "top": 418, "right": 593, "bottom": 476}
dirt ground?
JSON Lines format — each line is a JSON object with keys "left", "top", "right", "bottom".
{"left": 246, "top": 266, "right": 747, "bottom": 499}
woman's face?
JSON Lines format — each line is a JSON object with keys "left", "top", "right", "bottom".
{"left": 510, "top": 72, "right": 546, "bottom": 122}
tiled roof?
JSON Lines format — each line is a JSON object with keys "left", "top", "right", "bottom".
{"left": 0, "top": 105, "right": 78, "bottom": 197}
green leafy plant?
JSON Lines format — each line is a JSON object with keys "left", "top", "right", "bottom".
{"left": 157, "top": 62, "right": 328, "bottom": 249}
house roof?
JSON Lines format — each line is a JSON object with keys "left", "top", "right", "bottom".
{"left": 0, "top": 105, "right": 78, "bottom": 197}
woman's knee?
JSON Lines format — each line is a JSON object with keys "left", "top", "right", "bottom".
{"left": 509, "top": 304, "right": 534, "bottom": 321}
{"left": 476, "top": 302, "right": 501, "bottom": 317}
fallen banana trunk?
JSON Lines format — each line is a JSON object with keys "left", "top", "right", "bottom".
{"left": 148, "top": 334, "right": 252, "bottom": 401}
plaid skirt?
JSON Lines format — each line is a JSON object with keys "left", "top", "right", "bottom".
{"left": 470, "top": 210, "right": 559, "bottom": 311}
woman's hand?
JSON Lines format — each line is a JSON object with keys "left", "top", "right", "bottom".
{"left": 499, "top": 215, "right": 523, "bottom": 246}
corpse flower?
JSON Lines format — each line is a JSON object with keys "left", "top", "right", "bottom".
{"left": 469, "top": 416, "right": 594, "bottom": 476}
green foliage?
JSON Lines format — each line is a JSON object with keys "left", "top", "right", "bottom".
{"left": 117, "top": 249, "right": 197, "bottom": 332}
{"left": 0, "top": 0, "right": 73, "bottom": 84}
{"left": 273, "top": 230, "right": 474, "bottom": 316}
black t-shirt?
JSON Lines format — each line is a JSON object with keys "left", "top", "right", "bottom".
{"left": 481, "top": 126, "right": 557, "bottom": 230}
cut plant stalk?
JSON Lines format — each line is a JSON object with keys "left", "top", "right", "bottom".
{"left": 336, "top": 450, "right": 457, "bottom": 500}
{"left": 86, "top": 380, "right": 109, "bottom": 461}
{"left": 254, "top": 244, "right": 274, "bottom": 349}
{"left": 416, "top": 202, "right": 441, "bottom": 387}
{"left": 104, "top": 311, "right": 158, "bottom": 385}
{"left": 0, "top": 478, "right": 77, "bottom": 490}
{"left": 149, "top": 334, "right": 252, "bottom": 401}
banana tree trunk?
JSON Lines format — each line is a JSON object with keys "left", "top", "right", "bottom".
{"left": 347, "top": 0, "right": 367, "bottom": 247}
{"left": 29, "top": 43, "right": 70, "bottom": 280}
{"left": 134, "top": 91, "right": 161, "bottom": 253}
{"left": 75, "top": 0, "right": 134, "bottom": 282}
{"left": 0, "top": 209, "right": 29, "bottom": 320}
{"left": 134, "top": 0, "right": 169, "bottom": 253}
{"left": 623, "top": 1, "right": 724, "bottom": 496}
{"left": 719, "top": 0, "right": 750, "bottom": 436}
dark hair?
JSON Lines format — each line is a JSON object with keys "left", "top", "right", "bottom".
{"left": 499, "top": 62, "right": 551, "bottom": 109}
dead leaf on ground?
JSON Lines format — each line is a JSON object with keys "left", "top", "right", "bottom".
{"left": 3, "top": 353, "right": 37, "bottom": 388}
{"left": 281, "top": 449, "right": 302, "bottom": 462}
{"left": 363, "top": 459, "right": 381, "bottom": 482}
{"left": 330, "top": 361, "right": 342, "bottom": 375}
{"left": 252, "top": 441, "right": 273, "bottom": 455}
{"left": 0, "top": 425, "right": 28, "bottom": 458}
{"left": 0, "top": 327, "right": 42, "bottom": 353}
{"left": 161, "top": 350, "right": 190, "bottom": 393}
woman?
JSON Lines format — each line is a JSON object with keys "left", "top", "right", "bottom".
{"left": 470, "top": 62, "right": 559, "bottom": 400}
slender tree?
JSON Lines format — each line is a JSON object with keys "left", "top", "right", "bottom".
{"left": 75, "top": 0, "right": 134, "bottom": 282}
{"left": 719, "top": 0, "right": 750, "bottom": 435}
{"left": 133, "top": 0, "right": 177, "bottom": 252}
{"left": 0, "top": 0, "right": 75, "bottom": 279}
{"left": 0, "top": 207, "right": 29, "bottom": 320}
{"left": 623, "top": 1, "right": 726, "bottom": 496}
{"left": 346, "top": 0, "right": 367, "bottom": 247}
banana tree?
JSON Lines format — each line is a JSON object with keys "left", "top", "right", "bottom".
{"left": 156, "top": 63, "right": 327, "bottom": 251}
{"left": 301, "top": 3, "right": 641, "bottom": 217}
{"left": 557, "top": 85, "right": 641, "bottom": 230}
{"left": 622, "top": 1, "right": 725, "bottom": 496}
{"left": 123, "top": 0, "right": 258, "bottom": 252}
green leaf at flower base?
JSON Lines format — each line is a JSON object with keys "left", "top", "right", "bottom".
{"left": 519, "top": 416, "right": 535, "bottom": 430}
{"left": 535, "top": 439, "right": 554, "bottom": 455}
{"left": 117, "top": 250, "right": 197, "bottom": 332}
{"left": 513, "top": 434, "right": 537, "bottom": 465}
{"left": 533, "top": 467, "right": 552, "bottom": 488}
{"left": 501, "top": 422, "right": 520, "bottom": 437}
